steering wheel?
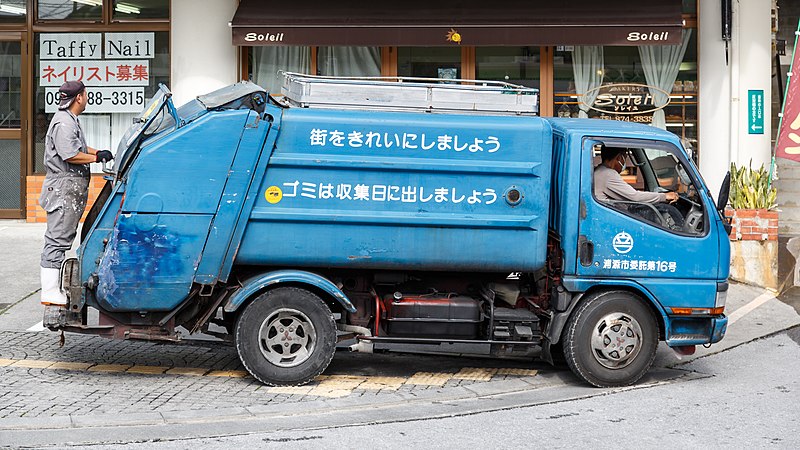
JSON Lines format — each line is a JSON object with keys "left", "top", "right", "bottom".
{"left": 675, "top": 192, "right": 704, "bottom": 234}
{"left": 677, "top": 192, "right": 701, "bottom": 209}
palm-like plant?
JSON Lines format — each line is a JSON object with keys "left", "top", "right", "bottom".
{"left": 729, "top": 161, "right": 777, "bottom": 210}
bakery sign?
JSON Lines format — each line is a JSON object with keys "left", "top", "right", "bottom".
{"left": 581, "top": 83, "right": 669, "bottom": 116}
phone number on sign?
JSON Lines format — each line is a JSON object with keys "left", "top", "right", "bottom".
{"left": 44, "top": 87, "right": 146, "bottom": 114}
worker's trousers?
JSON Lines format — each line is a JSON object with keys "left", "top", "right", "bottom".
{"left": 40, "top": 177, "right": 89, "bottom": 269}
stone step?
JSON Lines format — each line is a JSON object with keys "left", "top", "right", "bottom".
{"left": 780, "top": 219, "right": 800, "bottom": 235}
{"left": 777, "top": 207, "right": 799, "bottom": 219}
{"left": 776, "top": 159, "right": 800, "bottom": 179}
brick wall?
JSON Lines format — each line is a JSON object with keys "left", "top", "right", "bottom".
{"left": 725, "top": 208, "right": 779, "bottom": 241}
{"left": 26, "top": 175, "right": 108, "bottom": 223}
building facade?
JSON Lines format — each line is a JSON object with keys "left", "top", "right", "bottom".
{"left": 1, "top": 1, "right": 784, "bottom": 231}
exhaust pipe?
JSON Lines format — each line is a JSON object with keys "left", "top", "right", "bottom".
{"left": 338, "top": 324, "right": 374, "bottom": 353}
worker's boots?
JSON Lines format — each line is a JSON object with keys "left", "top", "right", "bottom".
{"left": 41, "top": 267, "right": 67, "bottom": 328}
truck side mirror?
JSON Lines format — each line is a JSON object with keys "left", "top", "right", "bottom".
{"left": 717, "top": 171, "right": 732, "bottom": 235}
{"left": 717, "top": 171, "right": 731, "bottom": 212}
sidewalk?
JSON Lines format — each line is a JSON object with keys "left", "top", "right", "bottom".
{"left": 1, "top": 220, "right": 798, "bottom": 443}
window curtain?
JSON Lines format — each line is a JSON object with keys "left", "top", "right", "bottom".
{"left": 571, "top": 46, "right": 604, "bottom": 118}
{"left": 638, "top": 29, "right": 692, "bottom": 129}
{"left": 318, "top": 47, "right": 381, "bottom": 77}
{"left": 252, "top": 46, "right": 311, "bottom": 94}
{"left": 79, "top": 113, "right": 137, "bottom": 173}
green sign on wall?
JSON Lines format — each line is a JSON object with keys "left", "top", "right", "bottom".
{"left": 748, "top": 90, "right": 764, "bottom": 134}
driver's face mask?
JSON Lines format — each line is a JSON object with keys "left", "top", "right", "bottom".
{"left": 617, "top": 155, "right": 627, "bottom": 172}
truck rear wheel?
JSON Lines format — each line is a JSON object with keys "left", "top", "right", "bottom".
{"left": 235, "top": 287, "right": 336, "bottom": 386}
{"left": 562, "top": 290, "right": 658, "bottom": 387}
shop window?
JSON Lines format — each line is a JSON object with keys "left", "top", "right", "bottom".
{"left": 251, "top": 47, "right": 310, "bottom": 94}
{"left": 317, "top": 47, "right": 380, "bottom": 77}
{"left": 113, "top": 0, "right": 169, "bottom": 20}
{"left": 33, "top": 31, "right": 170, "bottom": 174}
{"left": 0, "top": 0, "right": 25, "bottom": 23}
{"left": 398, "top": 47, "right": 460, "bottom": 80}
{"left": 0, "top": 42, "right": 21, "bottom": 129}
{"left": 38, "top": 0, "right": 102, "bottom": 21}
{"left": 0, "top": 42, "right": 21, "bottom": 210}
{"left": 475, "top": 47, "right": 540, "bottom": 89}
{"left": 553, "top": 31, "right": 699, "bottom": 161}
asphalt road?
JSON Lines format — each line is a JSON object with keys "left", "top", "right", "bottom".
{"left": 29, "top": 327, "right": 800, "bottom": 450}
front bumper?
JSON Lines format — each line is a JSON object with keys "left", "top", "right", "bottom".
{"left": 665, "top": 315, "right": 727, "bottom": 347}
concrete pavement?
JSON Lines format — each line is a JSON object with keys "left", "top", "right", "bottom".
{"left": 1, "top": 219, "right": 799, "bottom": 447}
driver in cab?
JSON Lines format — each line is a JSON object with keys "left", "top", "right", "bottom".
{"left": 594, "top": 144, "right": 679, "bottom": 204}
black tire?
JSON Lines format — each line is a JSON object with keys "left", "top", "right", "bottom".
{"left": 235, "top": 287, "right": 336, "bottom": 386}
{"left": 562, "top": 290, "right": 658, "bottom": 387}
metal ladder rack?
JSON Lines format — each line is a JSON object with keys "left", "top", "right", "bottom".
{"left": 278, "top": 72, "right": 539, "bottom": 116}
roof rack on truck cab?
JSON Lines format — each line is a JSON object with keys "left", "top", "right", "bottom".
{"left": 277, "top": 72, "right": 539, "bottom": 116}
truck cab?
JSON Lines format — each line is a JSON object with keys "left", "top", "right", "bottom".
{"left": 55, "top": 75, "right": 729, "bottom": 388}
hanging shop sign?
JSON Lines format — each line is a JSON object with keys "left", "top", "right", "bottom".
{"left": 581, "top": 83, "right": 669, "bottom": 116}
{"left": 40, "top": 32, "right": 155, "bottom": 114}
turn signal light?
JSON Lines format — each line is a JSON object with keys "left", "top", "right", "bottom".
{"left": 670, "top": 307, "right": 725, "bottom": 316}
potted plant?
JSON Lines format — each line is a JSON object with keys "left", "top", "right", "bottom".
{"left": 726, "top": 161, "right": 779, "bottom": 289}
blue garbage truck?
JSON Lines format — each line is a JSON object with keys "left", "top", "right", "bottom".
{"left": 54, "top": 74, "right": 731, "bottom": 387}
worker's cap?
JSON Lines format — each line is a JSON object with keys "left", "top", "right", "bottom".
{"left": 57, "top": 81, "right": 85, "bottom": 110}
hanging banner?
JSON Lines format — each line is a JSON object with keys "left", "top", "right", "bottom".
{"left": 775, "top": 21, "right": 800, "bottom": 162}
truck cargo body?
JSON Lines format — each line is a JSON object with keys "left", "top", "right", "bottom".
{"left": 57, "top": 79, "right": 730, "bottom": 388}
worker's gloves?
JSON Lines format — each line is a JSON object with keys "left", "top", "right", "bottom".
{"left": 95, "top": 150, "right": 114, "bottom": 163}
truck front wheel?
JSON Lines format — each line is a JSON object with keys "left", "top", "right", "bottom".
{"left": 235, "top": 287, "right": 336, "bottom": 386}
{"left": 562, "top": 291, "right": 658, "bottom": 387}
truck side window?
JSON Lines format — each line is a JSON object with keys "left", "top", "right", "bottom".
{"left": 592, "top": 143, "right": 705, "bottom": 236}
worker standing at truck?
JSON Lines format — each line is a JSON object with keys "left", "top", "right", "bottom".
{"left": 39, "top": 80, "right": 113, "bottom": 324}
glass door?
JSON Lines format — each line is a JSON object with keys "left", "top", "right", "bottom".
{"left": 0, "top": 37, "right": 23, "bottom": 218}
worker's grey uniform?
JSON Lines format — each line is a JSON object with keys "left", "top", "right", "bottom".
{"left": 39, "top": 109, "right": 90, "bottom": 269}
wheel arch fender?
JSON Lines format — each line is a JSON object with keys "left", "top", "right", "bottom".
{"left": 547, "top": 281, "right": 669, "bottom": 347}
{"left": 224, "top": 270, "right": 356, "bottom": 314}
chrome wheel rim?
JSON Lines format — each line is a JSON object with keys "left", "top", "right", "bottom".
{"left": 590, "top": 312, "right": 644, "bottom": 369}
{"left": 258, "top": 308, "right": 317, "bottom": 368}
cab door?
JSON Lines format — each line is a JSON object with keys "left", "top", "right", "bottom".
{"left": 576, "top": 137, "right": 720, "bottom": 310}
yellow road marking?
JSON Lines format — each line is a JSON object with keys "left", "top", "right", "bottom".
{"left": 307, "top": 387, "right": 352, "bottom": 398}
{"left": 316, "top": 375, "right": 367, "bottom": 389}
{"left": 88, "top": 364, "right": 132, "bottom": 373}
{"left": 127, "top": 365, "right": 170, "bottom": 375}
{"left": 207, "top": 370, "right": 249, "bottom": 378}
{"left": 10, "top": 359, "right": 54, "bottom": 369}
{"left": 166, "top": 367, "right": 208, "bottom": 376}
{"left": 49, "top": 362, "right": 93, "bottom": 371}
{"left": 0, "top": 357, "right": 538, "bottom": 393}
{"left": 454, "top": 367, "right": 498, "bottom": 381}
{"left": 360, "top": 376, "right": 406, "bottom": 391}
{"left": 406, "top": 372, "right": 453, "bottom": 386}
